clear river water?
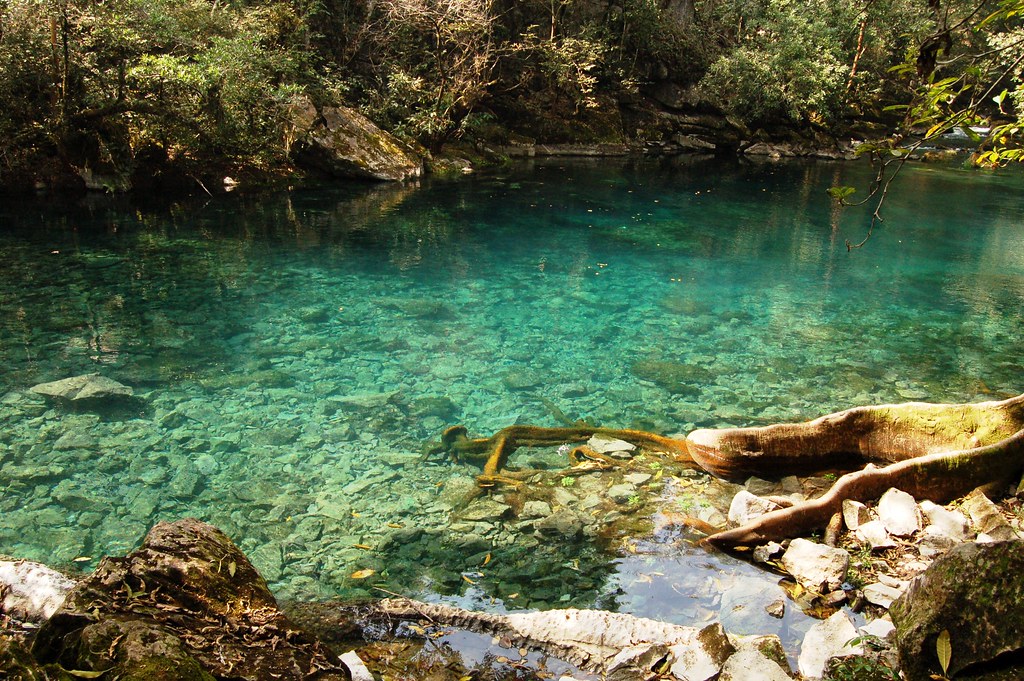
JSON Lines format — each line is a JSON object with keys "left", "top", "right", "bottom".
{"left": 1, "top": 156, "right": 1022, "bottom": 655}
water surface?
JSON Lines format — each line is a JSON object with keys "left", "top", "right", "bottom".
{"left": 1, "top": 156, "right": 1022, "bottom": 649}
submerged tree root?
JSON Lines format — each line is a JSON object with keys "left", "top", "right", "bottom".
{"left": 433, "top": 394, "right": 1024, "bottom": 548}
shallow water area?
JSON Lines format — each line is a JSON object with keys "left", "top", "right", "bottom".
{"left": 1, "top": 156, "right": 1023, "bottom": 657}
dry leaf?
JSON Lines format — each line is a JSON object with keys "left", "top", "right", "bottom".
{"left": 350, "top": 569, "right": 376, "bottom": 579}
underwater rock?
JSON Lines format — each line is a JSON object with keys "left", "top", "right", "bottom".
{"left": 534, "top": 509, "right": 583, "bottom": 539}
{"left": 891, "top": 540, "right": 1024, "bottom": 681}
{"left": 31, "top": 518, "right": 350, "bottom": 680}
{"left": 29, "top": 373, "right": 134, "bottom": 405}
{"left": 502, "top": 369, "right": 545, "bottom": 391}
{"left": 457, "top": 498, "right": 511, "bottom": 522}
{"left": 588, "top": 435, "right": 637, "bottom": 456}
{"left": 376, "top": 297, "right": 452, "bottom": 319}
{"left": 409, "top": 395, "right": 460, "bottom": 419}
{"left": 629, "top": 360, "right": 711, "bottom": 395}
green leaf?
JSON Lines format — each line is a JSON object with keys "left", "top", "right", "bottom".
{"left": 65, "top": 670, "right": 107, "bottom": 679}
{"left": 827, "top": 186, "right": 856, "bottom": 200}
{"left": 937, "top": 629, "right": 952, "bottom": 675}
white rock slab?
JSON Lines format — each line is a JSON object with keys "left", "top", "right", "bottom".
{"left": 781, "top": 538, "right": 850, "bottom": 593}
{"left": 859, "top": 617, "right": 896, "bottom": 640}
{"left": 877, "top": 488, "right": 921, "bottom": 536}
{"left": 0, "top": 560, "right": 77, "bottom": 621}
{"left": 919, "top": 500, "right": 969, "bottom": 541}
{"left": 798, "top": 610, "right": 863, "bottom": 679}
{"left": 669, "top": 623, "right": 734, "bottom": 681}
{"left": 727, "top": 490, "right": 781, "bottom": 527}
{"left": 587, "top": 435, "right": 636, "bottom": 455}
{"left": 718, "top": 648, "right": 793, "bottom": 681}
{"left": 339, "top": 651, "right": 375, "bottom": 681}
{"left": 862, "top": 582, "right": 904, "bottom": 608}
{"left": 855, "top": 519, "right": 896, "bottom": 549}
{"left": 842, "top": 499, "right": 870, "bottom": 530}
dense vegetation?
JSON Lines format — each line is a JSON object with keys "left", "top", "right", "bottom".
{"left": 0, "top": 0, "right": 1021, "bottom": 191}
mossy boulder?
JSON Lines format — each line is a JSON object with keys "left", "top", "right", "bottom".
{"left": 32, "top": 518, "right": 350, "bottom": 680}
{"left": 890, "top": 540, "right": 1024, "bottom": 681}
{"left": 289, "top": 96, "right": 422, "bottom": 182}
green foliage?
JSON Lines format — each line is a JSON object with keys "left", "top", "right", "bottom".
{"left": 0, "top": 0, "right": 313, "bottom": 182}
{"left": 699, "top": 0, "right": 930, "bottom": 127}
{"left": 699, "top": 0, "right": 855, "bottom": 126}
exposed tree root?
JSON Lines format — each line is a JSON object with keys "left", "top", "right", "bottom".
{"left": 434, "top": 394, "right": 1024, "bottom": 548}
{"left": 426, "top": 424, "right": 692, "bottom": 480}
{"left": 705, "top": 427, "right": 1024, "bottom": 548}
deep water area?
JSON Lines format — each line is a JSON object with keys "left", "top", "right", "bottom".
{"left": 1, "top": 156, "right": 1022, "bottom": 650}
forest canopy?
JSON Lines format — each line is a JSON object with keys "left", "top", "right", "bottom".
{"left": 0, "top": 0, "right": 1021, "bottom": 190}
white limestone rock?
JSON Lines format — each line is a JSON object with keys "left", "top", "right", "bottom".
{"left": 340, "top": 651, "right": 375, "bottom": 681}
{"left": 862, "top": 582, "right": 904, "bottom": 609}
{"left": 587, "top": 435, "right": 637, "bottom": 456}
{"left": 0, "top": 560, "right": 77, "bottom": 622}
{"left": 798, "top": 610, "right": 863, "bottom": 679}
{"left": 718, "top": 648, "right": 793, "bottom": 681}
{"left": 842, "top": 499, "right": 870, "bottom": 530}
{"left": 727, "top": 490, "right": 781, "bottom": 527}
{"left": 918, "top": 525, "right": 959, "bottom": 558}
{"left": 781, "top": 538, "right": 850, "bottom": 593}
{"left": 877, "top": 488, "right": 921, "bottom": 537}
{"left": 668, "top": 622, "right": 734, "bottom": 681}
{"left": 919, "top": 500, "right": 969, "bottom": 541}
{"left": 855, "top": 520, "right": 896, "bottom": 549}
{"left": 859, "top": 617, "right": 896, "bottom": 640}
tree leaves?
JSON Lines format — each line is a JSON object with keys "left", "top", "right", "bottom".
{"left": 936, "top": 628, "right": 952, "bottom": 676}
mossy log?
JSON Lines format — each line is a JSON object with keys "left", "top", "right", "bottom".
{"left": 436, "top": 394, "right": 1024, "bottom": 548}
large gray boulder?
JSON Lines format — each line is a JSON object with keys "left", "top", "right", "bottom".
{"left": 289, "top": 96, "right": 422, "bottom": 182}
{"left": 890, "top": 540, "right": 1024, "bottom": 680}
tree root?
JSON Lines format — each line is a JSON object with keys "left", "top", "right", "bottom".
{"left": 427, "top": 424, "right": 692, "bottom": 480}
{"left": 433, "top": 394, "right": 1024, "bottom": 549}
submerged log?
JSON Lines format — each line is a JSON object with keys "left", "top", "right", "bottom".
{"left": 438, "top": 394, "right": 1024, "bottom": 548}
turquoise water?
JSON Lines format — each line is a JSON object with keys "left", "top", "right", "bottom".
{"left": 1, "top": 156, "right": 1023, "bottom": 644}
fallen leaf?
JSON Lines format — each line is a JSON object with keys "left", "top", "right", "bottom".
{"left": 350, "top": 569, "right": 376, "bottom": 579}
{"left": 387, "top": 522, "right": 404, "bottom": 528}
{"left": 482, "top": 552, "right": 492, "bottom": 566}
{"left": 352, "top": 544, "right": 373, "bottom": 550}
{"left": 462, "top": 574, "right": 477, "bottom": 584}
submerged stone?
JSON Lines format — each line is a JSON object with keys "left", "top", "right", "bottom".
{"left": 30, "top": 373, "right": 134, "bottom": 405}
{"left": 629, "top": 360, "right": 711, "bottom": 395}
